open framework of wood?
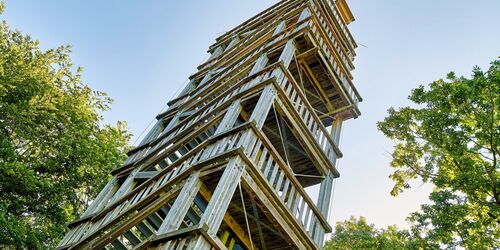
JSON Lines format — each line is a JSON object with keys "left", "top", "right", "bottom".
{"left": 57, "top": 0, "right": 362, "bottom": 249}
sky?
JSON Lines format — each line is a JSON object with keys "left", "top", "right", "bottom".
{"left": 3, "top": 0, "right": 499, "bottom": 230}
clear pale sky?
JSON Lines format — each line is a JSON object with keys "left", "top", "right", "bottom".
{"left": 3, "top": 0, "right": 499, "bottom": 230}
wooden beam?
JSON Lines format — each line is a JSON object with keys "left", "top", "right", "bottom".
{"left": 299, "top": 58, "right": 335, "bottom": 113}
{"left": 247, "top": 123, "right": 332, "bottom": 233}
{"left": 240, "top": 169, "right": 312, "bottom": 250}
{"left": 189, "top": 157, "right": 245, "bottom": 249}
{"left": 80, "top": 184, "right": 183, "bottom": 250}
{"left": 319, "top": 104, "right": 353, "bottom": 119}
{"left": 134, "top": 171, "right": 159, "bottom": 181}
{"left": 228, "top": 202, "right": 284, "bottom": 240}
{"left": 199, "top": 182, "right": 257, "bottom": 250}
{"left": 157, "top": 171, "right": 202, "bottom": 234}
{"left": 296, "top": 47, "right": 319, "bottom": 59}
{"left": 251, "top": 199, "right": 267, "bottom": 250}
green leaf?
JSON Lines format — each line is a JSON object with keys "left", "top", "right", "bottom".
{"left": 0, "top": 7, "right": 131, "bottom": 248}
{"left": 377, "top": 58, "right": 500, "bottom": 249}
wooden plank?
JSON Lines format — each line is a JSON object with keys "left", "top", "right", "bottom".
{"left": 199, "top": 182, "right": 256, "bottom": 250}
{"left": 240, "top": 169, "right": 311, "bottom": 250}
{"left": 81, "top": 178, "right": 118, "bottom": 218}
{"left": 215, "top": 101, "right": 242, "bottom": 134}
{"left": 135, "top": 171, "right": 159, "bottom": 180}
{"left": 157, "top": 171, "right": 202, "bottom": 234}
{"left": 198, "top": 157, "right": 243, "bottom": 233}
{"left": 299, "top": 58, "right": 335, "bottom": 113}
{"left": 78, "top": 184, "right": 183, "bottom": 250}
{"left": 249, "top": 85, "right": 277, "bottom": 129}
{"left": 60, "top": 1, "right": 361, "bottom": 249}
{"left": 248, "top": 122, "right": 332, "bottom": 232}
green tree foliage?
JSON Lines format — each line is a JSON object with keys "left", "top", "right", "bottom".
{"left": 324, "top": 216, "right": 432, "bottom": 250}
{"left": 0, "top": 3, "right": 131, "bottom": 248}
{"left": 377, "top": 59, "right": 500, "bottom": 249}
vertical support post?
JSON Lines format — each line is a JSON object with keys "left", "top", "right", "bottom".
{"left": 314, "top": 117, "right": 343, "bottom": 246}
{"left": 157, "top": 171, "right": 202, "bottom": 234}
{"left": 82, "top": 177, "right": 118, "bottom": 216}
{"left": 331, "top": 117, "right": 343, "bottom": 145}
{"left": 295, "top": 7, "right": 311, "bottom": 31}
{"left": 208, "top": 46, "right": 223, "bottom": 61}
{"left": 226, "top": 35, "right": 240, "bottom": 51}
{"left": 279, "top": 40, "right": 296, "bottom": 69}
{"left": 187, "top": 158, "right": 245, "bottom": 249}
{"left": 313, "top": 173, "right": 332, "bottom": 246}
{"left": 107, "top": 171, "right": 139, "bottom": 206}
{"left": 249, "top": 85, "right": 278, "bottom": 129}
{"left": 272, "top": 40, "right": 296, "bottom": 85}
{"left": 215, "top": 101, "right": 242, "bottom": 134}
{"left": 273, "top": 20, "right": 286, "bottom": 36}
{"left": 250, "top": 53, "right": 269, "bottom": 75}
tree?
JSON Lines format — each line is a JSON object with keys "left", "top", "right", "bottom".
{"left": 378, "top": 59, "right": 499, "bottom": 249}
{"left": 0, "top": 3, "right": 131, "bottom": 248}
{"left": 324, "top": 216, "right": 432, "bottom": 250}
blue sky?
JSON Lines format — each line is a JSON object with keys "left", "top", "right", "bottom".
{"left": 3, "top": 0, "right": 499, "bottom": 230}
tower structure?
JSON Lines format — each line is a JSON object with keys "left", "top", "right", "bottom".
{"left": 57, "top": 0, "right": 361, "bottom": 249}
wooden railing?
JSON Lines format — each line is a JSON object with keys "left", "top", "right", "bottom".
{"left": 310, "top": 0, "right": 357, "bottom": 54}
{"left": 208, "top": 0, "right": 303, "bottom": 52}
{"left": 58, "top": 124, "right": 251, "bottom": 249}
{"left": 309, "top": 20, "right": 361, "bottom": 107}
{"left": 243, "top": 125, "right": 331, "bottom": 245}
{"left": 166, "top": 4, "right": 309, "bottom": 114}
{"left": 199, "top": 1, "right": 306, "bottom": 71}
{"left": 275, "top": 64, "right": 342, "bottom": 167}
{"left": 319, "top": 0, "right": 356, "bottom": 54}
{"left": 309, "top": 3, "right": 353, "bottom": 72}
{"left": 125, "top": 67, "right": 276, "bottom": 167}
{"left": 155, "top": 236, "right": 194, "bottom": 250}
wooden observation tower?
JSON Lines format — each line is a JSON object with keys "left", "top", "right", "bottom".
{"left": 58, "top": 0, "right": 361, "bottom": 249}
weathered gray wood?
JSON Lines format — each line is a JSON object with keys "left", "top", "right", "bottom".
{"left": 135, "top": 171, "right": 159, "bottom": 181}
{"left": 82, "top": 177, "right": 118, "bottom": 217}
{"left": 208, "top": 46, "right": 223, "bottom": 61}
{"left": 189, "top": 158, "right": 244, "bottom": 249}
{"left": 317, "top": 118, "right": 343, "bottom": 213}
{"left": 241, "top": 168, "right": 309, "bottom": 250}
{"left": 200, "top": 158, "right": 243, "bottom": 232}
{"left": 59, "top": 1, "right": 361, "bottom": 249}
{"left": 250, "top": 54, "right": 269, "bottom": 75}
{"left": 138, "top": 120, "right": 163, "bottom": 146}
{"left": 295, "top": 8, "right": 311, "bottom": 32}
{"left": 273, "top": 21, "right": 286, "bottom": 36}
{"left": 249, "top": 85, "right": 277, "bottom": 129}
{"left": 226, "top": 35, "right": 240, "bottom": 50}
{"left": 157, "top": 171, "right": 201, "bottom": 233}
{"left": 278, "top": 40, "right": 296, "bottom": 69}
{"left": 107, "top": 170, "right": 138, "bottom": 206}
{"left": 215, "top": 101, "right": 242, "bottom": 134}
